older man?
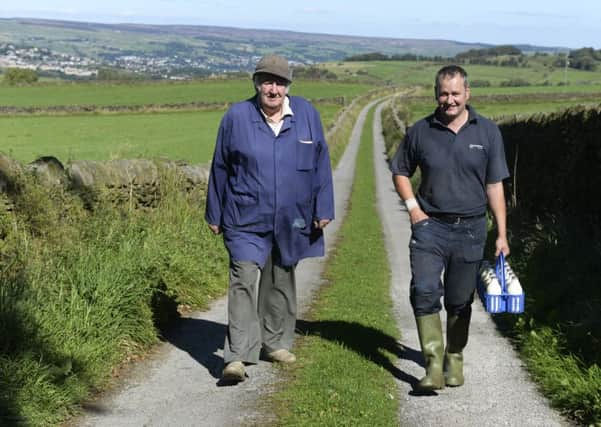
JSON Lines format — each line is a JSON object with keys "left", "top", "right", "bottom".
{"left": 205, "top": 55, "right": 334, "bottom": 382}
{"left": 391, "top": 65, "right": 510, "bottom": 391}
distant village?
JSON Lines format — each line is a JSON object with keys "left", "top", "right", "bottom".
{"left": 0, "top": 43, "right": 249, "bottom": 79}
{"left": 0, "top": 44, "right": 97, "bottom": 77}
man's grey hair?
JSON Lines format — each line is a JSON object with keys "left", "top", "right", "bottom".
{"left": 434, "top": 65, "right": 469, "bottom": 98}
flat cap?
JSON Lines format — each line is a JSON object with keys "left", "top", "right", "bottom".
{"left": 253, "top": 55, "right": 292, "bottom": 83}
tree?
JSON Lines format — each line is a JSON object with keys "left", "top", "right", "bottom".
{"left": 3, "top": 68, "right": 39, "bottom": 85}
{"left": 455, "top": 45, "right": 523, "bottom": 62}
{"left": 344, "top": 52, "right": 389, "bottom": 61}
{"left": 568, "top": 48, "right": 600, "bottom": 71}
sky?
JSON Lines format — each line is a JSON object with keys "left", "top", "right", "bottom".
{"left": 1, "top": 1, "right": 600, "bottom": 49}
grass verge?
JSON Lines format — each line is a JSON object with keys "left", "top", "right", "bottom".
{"left": 270, "top": 108, "right": 401, "bottom": 426}
{"left": 0, "top": 170, "right": 229, "bottom": 426}
{"left": 492, "top": 212, "right": 601, "bottom": 426}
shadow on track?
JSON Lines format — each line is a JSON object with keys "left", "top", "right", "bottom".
{"left": 164, "top": 318, "right": 227, "bottom": 381}
{"left": 295, "top": 319, "right": 421, "bottom": 387}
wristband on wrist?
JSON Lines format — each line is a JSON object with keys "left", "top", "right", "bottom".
{"left": 404, "top": 197, "right": 419, "bottom": 212}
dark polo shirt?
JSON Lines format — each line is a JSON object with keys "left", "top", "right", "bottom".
{"left": 390, "top": 106, "right": 509, "bottom": 217}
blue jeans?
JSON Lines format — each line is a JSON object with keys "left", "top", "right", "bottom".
{"left": 409, "top": 216, "right": 487, "bottom": 317}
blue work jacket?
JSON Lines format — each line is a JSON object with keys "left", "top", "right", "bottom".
{"left": 205, "top": 95, "right": 335, "bottom": 267}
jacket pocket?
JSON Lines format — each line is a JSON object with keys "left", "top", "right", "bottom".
{"left": 225, "top": 187, "right": 258, "bottom": 227}
{"left": 234, "top": 197, "right": 259, "bottom": 226}
{"left": 296, "top": 140, "right": 315, "bottom": 170}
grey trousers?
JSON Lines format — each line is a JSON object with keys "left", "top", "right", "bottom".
{"left": 223, "top": 253, "right": 297, "bottom": 364}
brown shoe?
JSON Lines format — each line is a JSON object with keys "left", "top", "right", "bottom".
{"left": 222, "top": 361, "right": 245, "bottom": 382}
{"left": 266, "top": 349, "right": 296, "bottom": 364}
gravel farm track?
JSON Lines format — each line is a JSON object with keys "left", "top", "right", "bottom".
{"left": 74, "top": 98, "right": 573, "bottom": 427}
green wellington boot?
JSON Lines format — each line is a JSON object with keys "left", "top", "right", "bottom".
{"left": 415, "top": 313, "right": 445, "bottom": 391}
{"left": 444, "top": 313, "right": 470, "bottom": 387}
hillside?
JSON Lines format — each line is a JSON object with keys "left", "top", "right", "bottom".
{"left": 0, "top": 17, "right": 564, "bottom": 78}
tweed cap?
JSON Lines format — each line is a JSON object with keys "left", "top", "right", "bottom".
{"left": 253, "top": 55, "right": 292, "bottom": 83}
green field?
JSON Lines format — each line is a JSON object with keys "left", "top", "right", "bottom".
{"left": 1, "top": 110, "right": 222, "bottom": 163}
{"left": 321, "top": 60, "right": 601, "bottom": 88}
{"left": 4, "top": 59, "right": 601, "bottom": 165}
{"left": 0, "top": 100, "right": 347, "bottom": 164}
{"left": 0, "top": 79, "right": 373, "bottom": 108}
{"left": 0, "top": 78, "right": 373, "bottom": 164}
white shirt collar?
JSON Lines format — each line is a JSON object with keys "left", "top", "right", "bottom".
{"left": 261, "top": 96, "right": 293, "bottom": 136}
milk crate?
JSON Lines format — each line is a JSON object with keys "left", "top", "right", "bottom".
{"left": 478, "top": 253, "right": 524, "bottom": 314}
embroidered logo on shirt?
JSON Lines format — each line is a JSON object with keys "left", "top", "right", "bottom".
{"left": 469, "top": 144, "right": 484, "bottom": 150}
